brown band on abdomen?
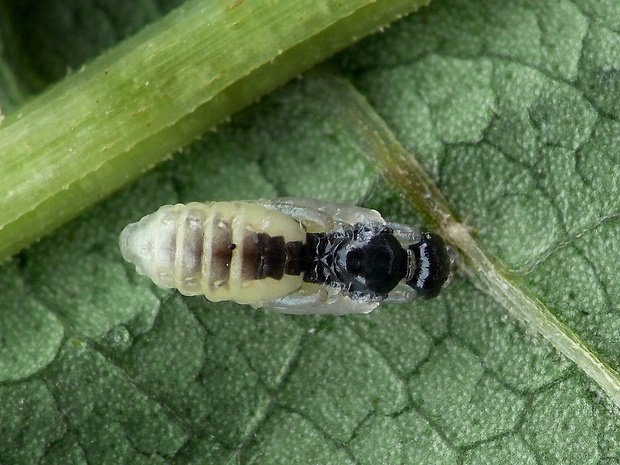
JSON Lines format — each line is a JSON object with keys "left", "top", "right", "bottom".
{"left": 242, "top": 232, "right": 287, "bottom": 280}
{"left": 284, "top": 241, "right": 305, "bottom": 276}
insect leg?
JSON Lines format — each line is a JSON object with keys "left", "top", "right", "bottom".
{"left": 382, "top": 281, "right": 418, "bottom": 303}
{"left": 386, "top": 221, "right": 423, "bottom": 244}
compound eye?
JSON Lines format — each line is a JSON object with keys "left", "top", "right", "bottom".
{"left": 406, "top": 233, "right": 451, "bottom": 299}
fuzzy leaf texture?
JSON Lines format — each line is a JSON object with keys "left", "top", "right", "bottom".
{"left": 1, "top": 0, "right": 620, "bottom": 464}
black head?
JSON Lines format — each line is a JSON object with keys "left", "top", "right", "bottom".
{"left": 406, "top": 232, "right": 451, "bottom": 299}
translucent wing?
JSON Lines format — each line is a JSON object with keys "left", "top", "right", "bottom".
{"left": 253, "top": 283, "right": 381, "bottom": 315}
{"left": 256, "top": 197, "right": 385, "bottom": 233}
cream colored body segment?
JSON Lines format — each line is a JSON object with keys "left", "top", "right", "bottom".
{"left": 119, "top": 202, "right": 306, "bottom": 304}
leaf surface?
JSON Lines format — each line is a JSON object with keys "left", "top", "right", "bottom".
{"left": 1, "top": 0, "right": 620, "bottom": 463}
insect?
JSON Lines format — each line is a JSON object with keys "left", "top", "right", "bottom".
{"left": 119, "top": 198, "right": 453, "bottom": 315}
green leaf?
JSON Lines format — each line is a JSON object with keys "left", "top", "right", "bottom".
{"left": 2, "top": 0, "right": 620, "bottom": 464}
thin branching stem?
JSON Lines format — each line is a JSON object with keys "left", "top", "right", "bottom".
{"left": 313, "top": 71, "right": 620, "bottom": 410}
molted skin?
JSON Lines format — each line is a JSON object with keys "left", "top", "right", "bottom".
{"left": 120, "top": 198, "right": 453, "bottom": 314}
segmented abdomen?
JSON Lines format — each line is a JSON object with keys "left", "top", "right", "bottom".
{"left": 119, "top": 202, "right": 306, "bottom": 304}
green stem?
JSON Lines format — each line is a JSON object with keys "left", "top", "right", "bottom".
{"left": 0, "top": 0, "right": 430, "bottom": 260}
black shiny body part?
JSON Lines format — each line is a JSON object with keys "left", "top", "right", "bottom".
{"left": 251, "top": 224, "right": 451, "bottom": 301}
{"left": 405, "top": 233, "right": 451, "bottom": 299}
{"left": 302, "top": 224, "right": 406, "bottom": 300}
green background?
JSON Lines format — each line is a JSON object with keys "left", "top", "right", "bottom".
{"left": 1, "top": 0, "right": 619, "bottom": 463}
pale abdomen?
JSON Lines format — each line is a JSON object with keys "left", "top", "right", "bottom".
{"left": 119, "top": 202, "right": 306, "bottom": 304}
